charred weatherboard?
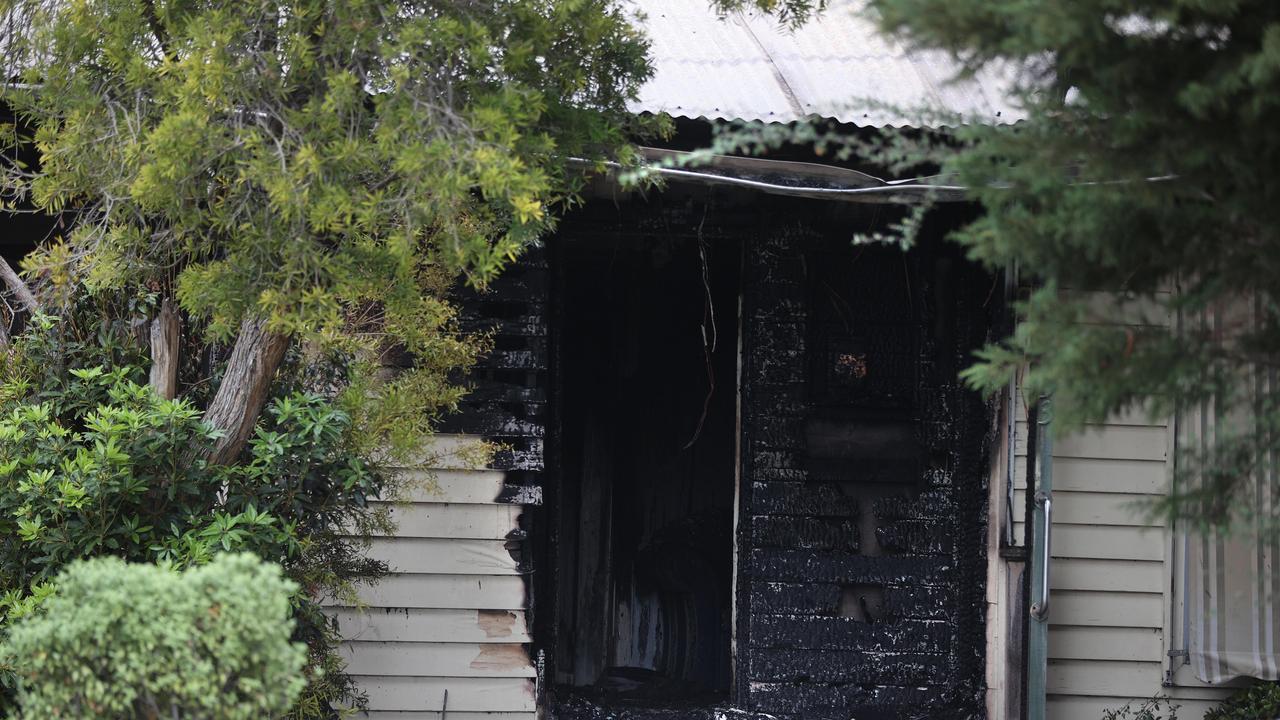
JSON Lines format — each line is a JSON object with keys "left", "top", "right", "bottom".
{"left": 737, "top": 221, "right": 993, "bottom": 720}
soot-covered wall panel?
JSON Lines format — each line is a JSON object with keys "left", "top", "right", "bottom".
{"left": 738, "top": 226, "right": 992, "bottom": 720}
{"left": 446, "top": 248, "right": 548, "bottom": 480}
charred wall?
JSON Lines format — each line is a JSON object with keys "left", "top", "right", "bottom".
{"left": 454, "top": 194, "right": 997, "bottom": 720}
{"left": 446, "top": 249, "right": 548, "bottom": 479}
{"left": 443, "top": 247, "right": 549, "bottom": 663}
{"left": 736, "top": 224, "right": 993, "bottom": 720}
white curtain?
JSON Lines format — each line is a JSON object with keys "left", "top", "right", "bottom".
{"left": 1185, "top": 300, "right": 1280, "bottom": 683}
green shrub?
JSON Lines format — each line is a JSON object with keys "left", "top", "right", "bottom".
{"left": 2, "top": 553, "right": 306, "bottom": 719}
{"left": 0, "top": 316, "right": 397, "bottom": 716}
{"left": 1204, "top": 682, "right": 1280, "bottom": 719}
{"left": 1103, "top": 696, "right": 1180, "bottom": 719}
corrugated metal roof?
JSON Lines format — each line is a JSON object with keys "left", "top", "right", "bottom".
{"left": 629, "top": 0, "right": 1023, "bottom": 127}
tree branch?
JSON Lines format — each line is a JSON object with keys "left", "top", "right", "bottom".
{"left": 0, "top": 256, "right": 38, "bottom": 314}
{"left": 140, "top": 0, "right": 173, "bottom": 59}
{"left": 200, "top": 315, "right": 290, "bottom": 466}
{"left": 149, "top": 298, "right": 180, "bottom": 400}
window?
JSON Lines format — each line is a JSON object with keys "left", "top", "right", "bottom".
{"left": 1167, "top": 302, "right": 1280, "bottom": 686}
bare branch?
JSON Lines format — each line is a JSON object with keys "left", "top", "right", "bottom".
{"left": 0, "top": 256, "right": 38, "bottom": 313}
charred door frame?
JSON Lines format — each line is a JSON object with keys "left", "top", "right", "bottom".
{"left": 539, "top": 205, "right": 742, "bottom": 708}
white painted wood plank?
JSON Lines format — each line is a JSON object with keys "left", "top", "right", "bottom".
{"left": 373, "top": 434, "right": 491, "bottom": 470}
{"left": 342, "top": 642, "right": 535, "bottom": 678}
{"left": 1013, "top": 523, "right": 1165, "bottom": 561}
{"left": 1047, "top": 695, "right": 1226, "bottom": 720}
{"left": 1046, "top": 660, "right": 1229, "bottom": 700}
{"left": 327, "top": 608, "right": 531, "bottom": 643}
{"left": 366, "top": 538, "right": 520, "bottom": 575}
{"left": 395, "top": 470, "right": 510, "bottom": 504}
{"left": 1013, "top": 490, "right": 1160, "bottom": 527}
{"left": 1050, "top": 558, "right": 1164, "bottom": 593}
{"left": 355, "top": 707, "right": 535, "bottom": 712}
{"left": 367, "top": 503, "right": 523, "bottom": 539}
{"left": 1069, "top": 290, "right": 1173, "bottom": 328}
{"left": 1048, "top": 625, "right": 1163, "bottom": 662}
{"left": 322, "top": 574, "right": 526, "bottom": 610}
{"left": 354, "top": 676, "right": 536, "bottom": 712}
{"left": 1050, "top": 591, "right": 1163, "bottom": 628}
{"left": 1015, "top": 457, "right": 1169, "bottom": 496}
{"left": 1046, "top": 660, "right": 1162, "bottom": 696}
{"left": 407, "top": 434, "right": 491, "bottom": 469}
{"left": 1016, "top": 423, "right": 1167, "bottom": 461}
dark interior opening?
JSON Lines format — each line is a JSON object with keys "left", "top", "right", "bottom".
{"left": 550, "top": 228, "right": 740, "bottom": 706}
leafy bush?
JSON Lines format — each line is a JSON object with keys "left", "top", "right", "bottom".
{"left": 1103, "top": 696, "right": 1180, "bottom": 720}
{"left": 1204, "top": 682, "right": 1280, "bottom": 719}
{"left": 0, "top": 364, "right": 389, "bottom": 592}
{"left": 2, "top": 553, "right": 306, "bottom": 719}
{"left": 0, "top": 315, "right": 398, "bottom": 716}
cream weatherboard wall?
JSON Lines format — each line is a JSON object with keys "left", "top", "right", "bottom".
{"left": 323, "top": 435, "right": 538, "bottom": 720}
{"left": 1010, "top": 396, "right": 1235, "bottom": 718}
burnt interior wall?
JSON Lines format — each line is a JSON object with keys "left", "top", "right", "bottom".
{"left": 548, "top": 225, "right": 740, "bottom": 705}
{"left": 738, "top": 223, "right": 994, "bottom": 720}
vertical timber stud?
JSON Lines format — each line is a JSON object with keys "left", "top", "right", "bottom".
{"left": 1027, "top": 395, "right": 1054, "bottom": 720}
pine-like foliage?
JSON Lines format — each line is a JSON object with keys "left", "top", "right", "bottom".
{"left": 715, "top": 0, "right": 1280, "bottom": 531}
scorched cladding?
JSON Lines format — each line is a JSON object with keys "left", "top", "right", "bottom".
{"left": 451, "top": 198, "right": 995, "bottom": 720}
{"left": 736, "top": 224, "right": 992, "bottom": 720}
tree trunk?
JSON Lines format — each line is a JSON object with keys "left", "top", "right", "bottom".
{"left": 0, "top": 256, "right": 38, "bottom": 313}
{"left": 149, "top": 298, "right": 180, "bottom": 400}
{"left": 201, "top": 315, "right": 289, "bottom": 465}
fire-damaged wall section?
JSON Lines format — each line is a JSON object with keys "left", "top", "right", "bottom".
{"left": 329, "top": 255, "right": 547, "bottom": 717}
{"left": 448, "top": 249, "right": 548, "bottom": 482}
{"left": 738, "top": 226, "right": 993, "bottom": 720}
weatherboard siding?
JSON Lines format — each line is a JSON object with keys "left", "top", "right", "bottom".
{"left": 1012, "top": 394, "right": 1233, "bottom": 715}
{"left": 325, "top": 252, "right": 547, "bottom": 719}
{"left": 323, "top": 436, "right": 537, "bottom": 718}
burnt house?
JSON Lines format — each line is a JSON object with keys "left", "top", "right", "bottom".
{"left": 330, "top": 3, "right": 1028, "bottom": 720}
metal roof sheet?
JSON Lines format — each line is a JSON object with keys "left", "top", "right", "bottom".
{"left": 629, "top": 0, "right": 1023, "bottom": 127}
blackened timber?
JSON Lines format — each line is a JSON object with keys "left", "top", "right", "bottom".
{"left": 442, "top": 404, "right": 545, "bottom": 438}
{"left": 495, "top": 483, "right": 543, "bottom": 506}
{"left": 458, "top": 313, "right": 548, "bottom": 337}
{"left": 750, "top": 649, "right": 943, "bottom": 684}
{"left": 749, "top": 549, "right": 948, "bottom": 586}
{"left": 871, "top": 490, "right": 956, "bottom": 520}
{"left": 749, "top": 614, "right": 949, "bottom": 654}
{"left": 880, "top": 584, "right": 953, "bottom": 620}
{"left": 746, "top": 683, "right": 942, "bottom": 720}
{"left": 750, "top": 481, "right": 857, "bottom": 517}
{"left": 737, "top": 223, "right": 993, "bottom": 720}
{"left": 489, "top": 438, "right": 544, "bottom": 473}
{"left": 750, "top": 515, "right": 858, "bottom": 552}
{"left": 748, "top": 582, "right": 842, "bottom": 615}
{"left": 875, "top": 520, "right": 949, "bottom": 556}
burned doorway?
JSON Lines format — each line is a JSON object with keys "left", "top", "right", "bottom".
{"left": 548, "top": 223, "right": 740, "bottom": 708}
